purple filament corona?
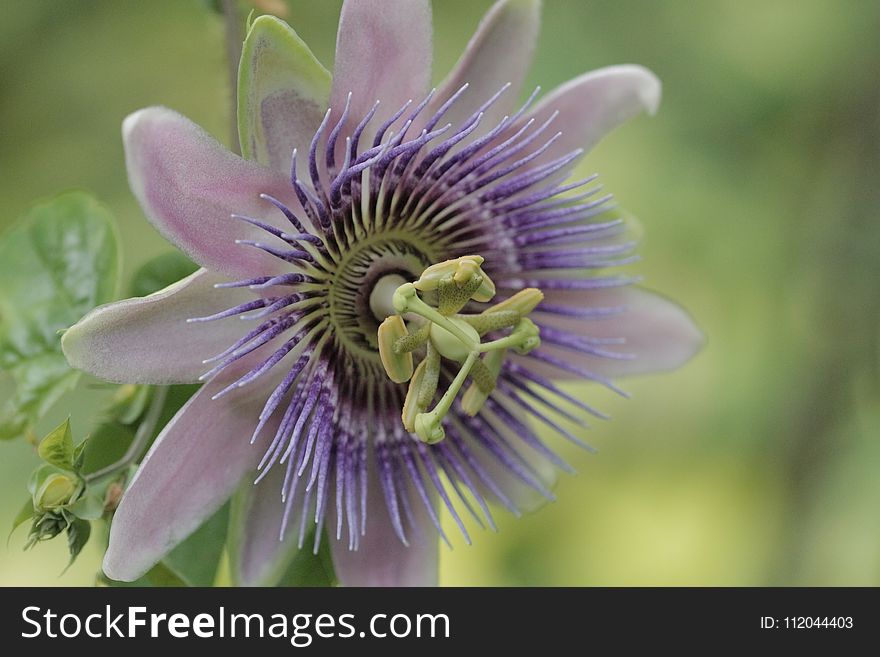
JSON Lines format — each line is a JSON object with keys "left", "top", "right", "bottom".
{"left": 188, "top": 84, "right": 637, "bottom": 551}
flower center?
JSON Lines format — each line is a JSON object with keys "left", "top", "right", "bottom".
{"left": 376, "top": 255, "right": 543, "bottom": 443}
{"left": 324, "top": 232, "right": 436, "bottom": 361}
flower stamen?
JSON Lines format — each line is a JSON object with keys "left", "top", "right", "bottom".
{"left": 378, "top": 255, "right": 543, "bottom": 444}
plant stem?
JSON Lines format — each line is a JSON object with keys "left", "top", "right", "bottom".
{"left": 222, "top": 0, "right": 243, "bottom": 155}
{"left": 84, "top": 386, "right": 169, "bottom": 484}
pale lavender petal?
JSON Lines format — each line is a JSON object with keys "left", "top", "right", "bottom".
{"left": 330, "top": 458, "right": 439, "bottom": 587}
{"left": 62, "top": 269, "right": 255, "bottom": 385}
{"left": 123, "top": 107, "right": 300, "bottom": 279}
{"left": 330, "top": 0, "right": 432, "bottom": 139}
{"left": 427, "top": 0, "right": 540, "bottom": 132}
{"left": 514, "top": 65, "right": 661, "bottom": 171}
{"left": 228, "top": 463, "right": 300, "bottom": 587}
{"left": 238, "top": 15, "right": 332, "bottom": 174}
{"left": 102, "top": 355, "right": 284, "bottom": 582}
{"left": 522, "top": 286, "right": 703, "bottom": 379}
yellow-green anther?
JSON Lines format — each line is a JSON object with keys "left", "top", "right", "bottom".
{"left": 417, "top": 342, "right": 441, "bottom": 408}
{"left": 413, "top": 255, "right": 485, "bottom": 292}
{"left": 438, "top": 274, "right": 484, "bottom": 315}
{"left": 402, "top": 359, "right": 429, "bottom": 432}
{"left": 393, "top": 322, "right": 430, "bottom": 354}
{"left": 462, "top": 349, "right": 505, "bottom": 416}
{"left": 483, "top": 287, "right": 544, "bottom": 315}
{"left": 414, "top": 351, "right": 478, "bottom": 443}
{"left": 471, "top": 270, "right": 496, "bottom": 303}
{"left": 459, "top": 309, "right": 522, "bottom": 335}
{"left": 378, "top": 315, "right": 413, "bottom": 383}
{"left": 452, "top": 257, "right": 481, "bottom": 285}
{"left": 468, "top": 356, "right": 497, "bottom": 394}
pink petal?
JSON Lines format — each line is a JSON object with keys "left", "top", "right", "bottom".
{"left": 524, "top": 286, "right": 703, "bottom": 379}
{"left": 428, "top": 0, "right": 540, "bottom": 133}
{"left": 238, "top": 15, "right": 332, "bottom": 174}
{"left": 102, "top": 354, "right": 283, "bottom": 582}
{"left": 62, "top": 269, "right": 255, "bottom": 385}
{"left": 123, "top": 107, "right": 300, "bottom": 279}
{"left": 514, "top": 65, "right": 661, "bottom": 171}
{"left": 330, "top": 459, "right": 439, "bottom": 586}
{"left": 330, "top": 0, "right": 432, "bottom": 138}
{"left": 228, "top": 464, "right": 301, "bottom": 587}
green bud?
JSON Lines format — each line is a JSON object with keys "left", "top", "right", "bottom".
{"left": 34, "top": 472, "right": 80, "bottom": 511}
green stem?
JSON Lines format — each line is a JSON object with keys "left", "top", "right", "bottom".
{"left": 222, "top": 0, "right": 243, "bottom": 155}
{"left": 84, "top": 386, "right": 168, "bottom": 484}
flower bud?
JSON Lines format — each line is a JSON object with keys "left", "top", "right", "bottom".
{"left": 34, "top": 473, "right": 79, "bottom": 511}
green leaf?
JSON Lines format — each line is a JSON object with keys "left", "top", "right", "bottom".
{"left": 37, "top": 418, "right": 75, "bottom": 470}
{"left": 64, "top": 517, "right": 91, "bottom": 571}
{"left": 72, "top": 438, "right": 88, "bottom": 472}
{"left": 129, "top": 251, "right": 198, "bottom": 298}
{"left": 228, "top": 476, "right": 337, "bottom": 586}
{"left": 277, "top": 529, "right": 337, "bottom": 587}
{"left": 162, "top": 503, "right": 230, "bottom": 586}
{"left": 78, "top": 421, "right": 135, "bottom": 476}
{"left": 69, "top": 492, "right": 104, "bottom": 520}
{"left": 238, "top": 15, "right": 331, "bottom": 167}
{"left": 0, "top": 191, "right": 120, "bottom": 440}
{"left": 98, "top": 561, "right": 187, "bottom": 588}
{"left": 145, "top": 562, "right": 188, "bottom": 587}
{"left": 10, "top": 497, "right": 35, "bottom": 534}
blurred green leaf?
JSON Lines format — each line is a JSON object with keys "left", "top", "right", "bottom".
{"left": 79, "top": 422, "right": 135, "bottom": 476}
{"left": 99, "top": 561, "right": 187, "bottom": 588}
{"left": 64, "top": 517, "right": 91, "bottom": 571}
{"left": 162, "top": 503, "right": 230, "bottom": 586}
{"left": 130, "top": 251, "right": 198, "bottom": 298}
{"left": 0, "top": 191, "right": 119, "bottom": 440}
{"left": 277, "top": 531, "right": 336, "bottom": 587}
{"left": 37, "top": 418, "right": 75, "bottom": 470}
{"left": 10, "top": 497, "right": 34, "bottom": 534}
{"left": 69, "top": 492, "right": 104, "bottom": 520}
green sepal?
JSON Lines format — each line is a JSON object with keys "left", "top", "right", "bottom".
{"left": 276, "top": 529, "right": 337, "bottom": 587}
{"left": 63, "top": 517, "right": 91, "bottom": 572}
{"left": 10, "top": 498, "right": 35, "bottom": 535}
{"left": 237, "top": 15, "right": 331, "bottom": 166}
{"left": 161, "top": 503, "right": 230, "bottom": 587}
{"left": 69, "top": 492, "right": 105, "bottom": 520}
{"left": 37, "top": 418, "right": 75, "bottom": 471}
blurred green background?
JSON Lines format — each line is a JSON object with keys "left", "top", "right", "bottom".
{"left": 1, "top": 0, "right": 878, "bottom": 586}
